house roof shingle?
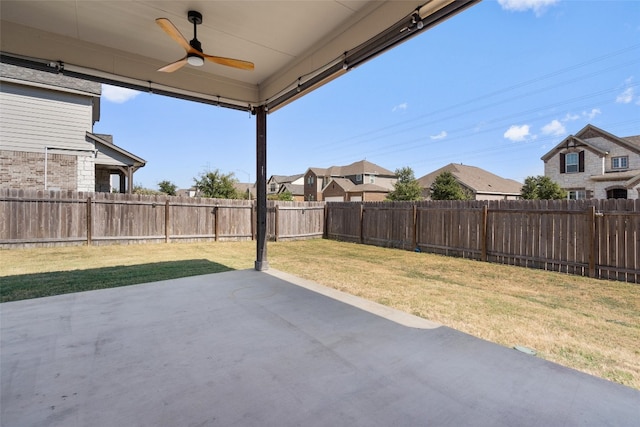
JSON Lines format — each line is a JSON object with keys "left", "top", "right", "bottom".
{"left": 0, "top": 62, "right": 101, "bottom": 96}
{"left": 327, "top": 178, "right": 390, "bottom": 193}
{"left": 279, "top": 183, "right": 304, "bottom": 196}
{"left": 308, "top": 160, "right": 395, "bottom": 178}
{"left": 417, "top": 163, "right": 522, "bottom": 195}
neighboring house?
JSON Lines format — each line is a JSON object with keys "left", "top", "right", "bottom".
{"left": 267, "top": 173, "right": 304, "bottom": 196}
{"left": 0, "top": 63, "right": 145, "bottom": 193}
{"left": 234, "top": 182, "right": 256, "bottom": 200}
{"left": 304, "top": 160, "right": 397, "bottom": 202}
{"left": 417, "top": 163, "right": 522, "bottom": 200}
{"left": 322, "top": 177, "right": 390, "bottom": 202}
{"left": 541, "top": 124, "right": 640, "bottom": 200}
{"left": 176, "top": 187, "right": 198, "bottom": 197}
{"left": 277, "top": 183, "right": 304, "bottom": 201}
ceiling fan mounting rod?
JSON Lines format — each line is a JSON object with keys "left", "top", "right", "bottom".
{"left": 188, "top": 10, "right": 203, "bottom": 53}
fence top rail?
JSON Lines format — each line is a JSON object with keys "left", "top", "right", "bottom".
{"left": 275, "top": 206, "right": 325, "bottom": 211}
{"left": 0, "top": 197, "right": 87, "bottom": 203}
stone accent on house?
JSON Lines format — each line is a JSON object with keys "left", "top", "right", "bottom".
{"left": 76, "top": 153, "right": 95, "bottom": 192}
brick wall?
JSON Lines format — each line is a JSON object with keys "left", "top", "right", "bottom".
{"left": 95, "top": 168, "right": 112, "bottom": 192}
{"left": 0, "top": 149, "right": 78, "bottom": 191}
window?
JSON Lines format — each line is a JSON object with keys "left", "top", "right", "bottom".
{"left": 607, "top": 188, "right": 627, "bottom": 199}
{"left": 270, "top": 183, "right": 277, "bottom": 192}
{"left": 567, "top": 190, "right": 586, "bottom": 200}
{"left": 560, "top": 151, "right": 584, "bottom": 174}
{"left": 612, "top": 156, "right": 628, "bottom": 169}
{"left": 355, "top": 174, "right": 362, "bottom": 183}
{"left": 369, "top": 176, "right": 375, "bottom": 184}
{"left": 307, "top": 175, "right": 314, "bottom": 185}
{"left": 565, "top": 153, "right": 579, "bottom": 173}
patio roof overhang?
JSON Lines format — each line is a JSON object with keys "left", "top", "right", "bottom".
{"left": 0, "top": 0, "right": 478, "bottom": 113}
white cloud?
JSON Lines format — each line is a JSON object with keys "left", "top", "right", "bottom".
{"left": 498, "top": 0, "right": 559, "bottom": 16}
{"left": 102, "top": 85, "right": 141, "bottom": 103}
{"left": 563, "top": 112, "right": 580, "bottom": 122}
{"left": 392, "top": 102, "right": 408, "bottom": 112}
{"left": 430, "top": 131, "right": 447, "bottom": 140}
{"left": 582, "top": 108, "right": 601, "bottom": 120}
{"left": 504, "top": 124, "right": 532, "bottom": 142}
{"left": 616, "top": 87, "right": 634, "bottom": 104}
{"left": 541, "top": 119, "right": 565, "bottom": 136}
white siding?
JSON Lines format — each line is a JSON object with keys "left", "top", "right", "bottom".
{"left": 0, "top": 82, "right": 94, "bottom": 153}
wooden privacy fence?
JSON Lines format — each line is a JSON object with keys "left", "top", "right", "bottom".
{"left": 2, "top": 189, "right": 638, "bottom": 283}
{"left": 0, "top": 189, "right": 324, "bottom": 247}
{"left": 326, "top": 199, "right": 640, "bottom": 283}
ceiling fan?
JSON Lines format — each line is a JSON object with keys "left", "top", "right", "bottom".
{"left": 156, "top": 10, "right": 254, "bottom": 72}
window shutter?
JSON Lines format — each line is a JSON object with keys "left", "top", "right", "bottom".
{"left": 560, "top": 153, "right": 566, "bottom": 174}
{"left": 578, "top": 151, "right": 585, "bottom": 172}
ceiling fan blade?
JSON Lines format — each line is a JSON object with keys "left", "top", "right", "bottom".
{"left": 203, "top": 54, "right": 254, "bottom": 71}
{"left": 158, "top": 56, "right": 188, "bottom": 73}
{"left": 156, "top": 18, "right": 191, "bottom": 52}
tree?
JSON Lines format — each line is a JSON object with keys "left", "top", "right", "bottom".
{"left": 158, "top": 180, "right": 177, "bottom": 196}
{"left": 387, "top": 167, "right": 423, "bottom": 201}
{"left": 268, "top": 190, "right": 294, "bottom": 201}
{"left": 520, "top": 176, "right": 566, "bottom": 200}
{"left": 193, "top": 169, "right": 239, "bottom": 199}
{"left": 430, "top": 171, "right": 470, "bottom": 200}
{"left": 133, "top": 183, "right": 162, "bottom": 195}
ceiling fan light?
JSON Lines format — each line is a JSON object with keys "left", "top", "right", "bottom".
{"left": 187, "top": 54, "right": 205, "bottom": 66}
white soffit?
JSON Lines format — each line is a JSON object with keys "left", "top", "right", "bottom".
{"left": 0, "top": 1, "right": 478, "bottom": 112}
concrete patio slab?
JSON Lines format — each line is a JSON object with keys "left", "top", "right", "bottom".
{"left": 1, "top": 269, "right": 638, "bottom": 426}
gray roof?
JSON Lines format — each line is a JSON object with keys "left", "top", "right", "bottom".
{"left": 334, "top": 160, "right": 395, "bottom": 177}
{"left": 279, "top": 183, "right": 304, "bottom": 196}
{"left": 622, "top": 134, "right": 640, "bottom": 149}
{"left": 234, "top": 183, "right": 256, "bottom": 197}
{"left": 269, "top": 173, "right": 304, "bottom": 184}
{"left": 328, "top": 178, "right": 389, "bottom": 193}
{"left": 86, "top": 132, "right": 146, "bottom": 166}
{"left": 0, "top": 62, "right": 101, "bottom": 95}
{"left": 309, "top": 160, "right": 395, "bottom": 178}
{"left": 417, "top": 164, "right": 522, "bottom": 195}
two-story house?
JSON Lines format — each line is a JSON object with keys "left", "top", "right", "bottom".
{"left": 0, "top": 63, "right": 145, "bottom": 193}
{"left": 541, "top": 124, "right": 640, "bottom": 200}
{"left": 417, "top": 163, "right": 522, "bottom": 200}
{"left": 304, "top": 160, "right": 396, "bottom": 202}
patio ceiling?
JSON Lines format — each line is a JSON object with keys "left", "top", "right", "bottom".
{"left": 0, "top": 0, "right": 478, "bottom": 112}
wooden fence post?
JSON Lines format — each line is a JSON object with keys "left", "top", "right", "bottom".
{"left": 481, "top": 205, "right": 488, "bottom": 262}
{"left": 165, "top": 200, "right": 170, "bottom": 243}
{"left": 588, "top": 205, "right": 596, "bottom": 278}
{"left": 412, "top": 204, "right": 418, "bottom": 249}
{"left": 323, "top": 203, "right": 328, "bottom": 239}
{"left": 359, "top": 204, "right": 364, "bottom": 244}
{"left": 86, "top": 196, "right": 92, "bottom": 246}
{"left": 274, "top": 204, "right": 280, "bottom": 242}
{"left": 214, "top": 206, "right": 219, "bottom": 242}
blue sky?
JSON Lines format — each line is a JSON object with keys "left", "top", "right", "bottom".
{"left": 94, "top": 0, "right": 640, "bottom": 190}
